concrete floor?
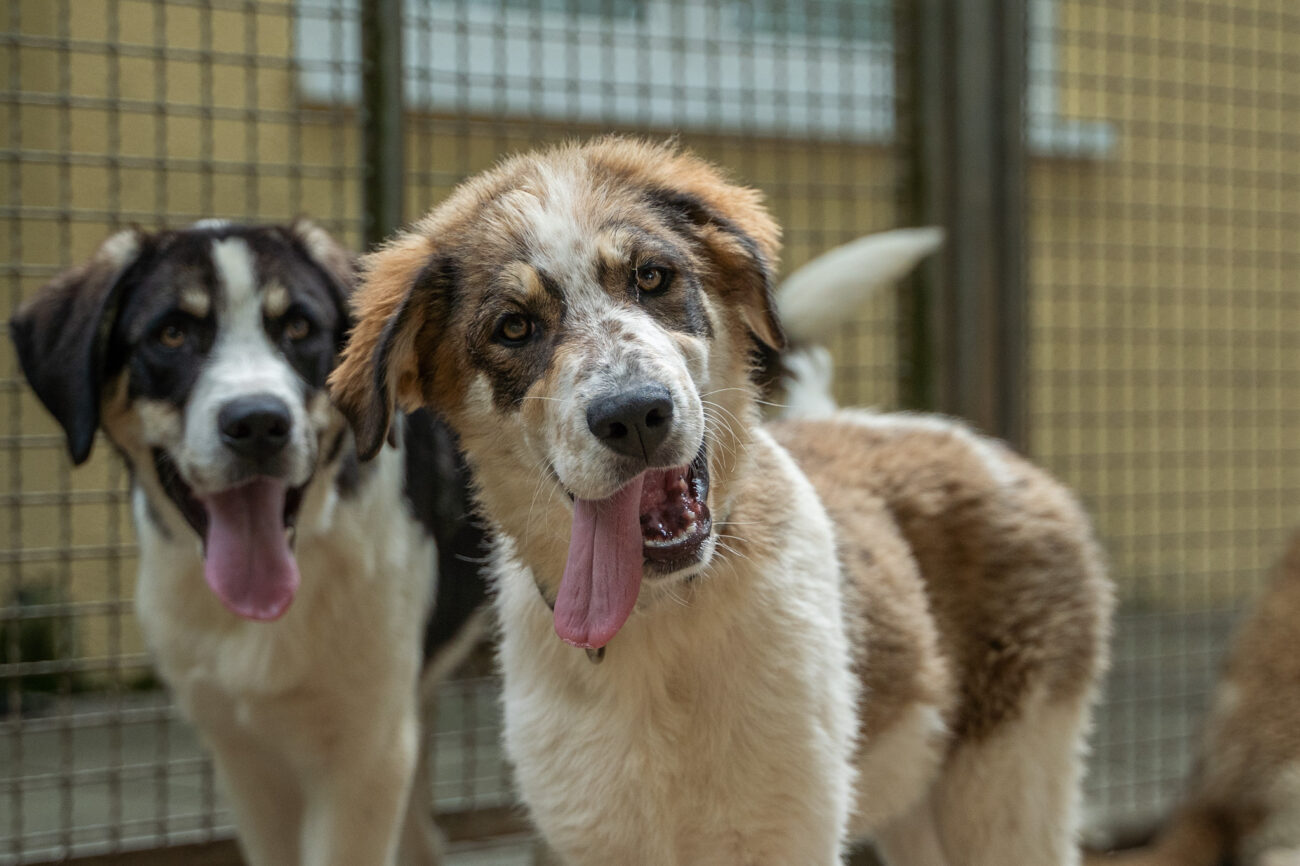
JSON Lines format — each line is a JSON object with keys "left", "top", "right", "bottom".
{"left": 2, "top": 610, "right": 1240, "bottom": 864}
{"left": 1, "top": 679, "right": 533, "bottom": 865}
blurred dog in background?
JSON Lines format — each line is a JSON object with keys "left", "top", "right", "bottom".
{"left": 1087, "top": 531, "right": 1300, "bottom": 866}
{"left": 10, "top": 221, "right": 488, "bottom": 866}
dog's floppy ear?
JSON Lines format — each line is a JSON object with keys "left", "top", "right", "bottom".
{"left": 9, "top": 230, "right": 145, "bottom": 465}
{"left": 329, "top": 230, "right": 447, "bottom": 461}
{"left": 649, "top": 174, "right": 785, "bottom": 353}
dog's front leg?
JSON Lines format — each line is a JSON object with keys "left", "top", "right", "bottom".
{"left": 299, "top": 709, "right": 421, "bottom": 866}
{"left": 208, "top": 734, "right": 305, "bottom": 866}
{"left": 395, "top": 705, "right": 447, "bottom": 866}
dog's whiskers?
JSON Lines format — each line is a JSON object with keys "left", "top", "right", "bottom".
{"left": 701, "top": 399, "right": 751, "bottom": 448}
{"left": 699, "top": 386, "right": 787, "bottom": 411}
{"left": 521, "top": 460, "right": 560, "bottom": 545}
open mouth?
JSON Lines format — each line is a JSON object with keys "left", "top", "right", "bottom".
{"left": 638, "top": 447, "right": 712, "bottom": 571}
{"left": 553, "top": 444, "right": 712, "bottom": 650}
{"left": 152, "top": 449, "right": 306, "bottom": 622}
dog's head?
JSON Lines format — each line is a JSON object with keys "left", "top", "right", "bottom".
{"left": 10, "top": 220, "right": 355, "bottom": 621}
{"left": 330, "top": 138, "right": 783, "bottom": 649}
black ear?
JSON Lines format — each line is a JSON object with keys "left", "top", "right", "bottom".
{"left": 9, "top": 230, "right": 144, "bottom": 465}
{"left": 653, "top": 190, "right": 786, "bottom": 353}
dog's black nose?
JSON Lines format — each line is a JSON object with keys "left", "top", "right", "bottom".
{"left": 219, "top": 395, "right": 292, "bottom": 459}
{"left": 586, "top": 385, "right": 674, "bottom": 461}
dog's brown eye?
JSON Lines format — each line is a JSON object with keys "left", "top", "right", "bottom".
{"left": 635, "top": 265, "right": 671, "bottom": 294}
{"left": 157, "top": 323, "right": 187, "bottom": 349}
{"left": 284, "top": 315, "right": 312, "bottom": 342}
{"left": 495, "top": 313, "right": 535, "bottom": 345}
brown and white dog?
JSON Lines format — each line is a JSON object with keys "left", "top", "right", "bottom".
{"left": 329, "top": 138, "right": 1113, "bottom": 865}
{"left": 1088, "top": 532, "right": 1300, "bottom": 866}
{"left": 9, "top": 221, "right": 488, "bottom": 866}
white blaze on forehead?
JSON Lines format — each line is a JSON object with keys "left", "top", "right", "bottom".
{"left": 212, "top": 237, "right": 258, "bottom": 314}
{"left": 176, "top": 237, "right": 316, "bottom": 492}
{"left": 208, "top": 237, "right": 288, "bottom": 381}
{"left": 518, "top": 165, "right": 606, "bottom": 294}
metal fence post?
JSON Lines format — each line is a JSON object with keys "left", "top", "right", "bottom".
{"left": 361, "top": 0, "right": 405, "bottom": 248}
{"left": 902, "top": 0, "right": 1027, "bottom": 450}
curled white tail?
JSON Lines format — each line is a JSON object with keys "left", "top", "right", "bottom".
{"left": 776, "top": 227, "right": 945, "bottom": 345}
{"left": 774, "top": 228, "right": 944, "bottom": 418}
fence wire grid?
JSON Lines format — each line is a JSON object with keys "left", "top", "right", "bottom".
{"left": 0, "top": 0, "right": 1297, "bottom": 863}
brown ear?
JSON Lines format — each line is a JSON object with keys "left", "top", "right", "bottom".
{"left": 9, "top": 229, "right": 145, "bottom": 464}
{"left": 328, "top": 231, "right": 446, "bottom": 460}
{"left": 650, "top": 186, "right": 785, "bottom": 353}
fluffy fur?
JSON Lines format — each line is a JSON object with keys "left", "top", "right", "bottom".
{"left": 329, "top": 138, "right": 1112, "bottom": 865}
{"left": 9, "top": 222, "right": 487, "bottom": 866}
{"left": 1087, "top": 531, "right": 1300, "bottom": 866}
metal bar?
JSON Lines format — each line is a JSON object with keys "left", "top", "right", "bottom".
{"left": 361, "top": 0, "right": 406, "bottom": 248}
{"left": 904, "top": 0, "right": 1027, "bottom": 450}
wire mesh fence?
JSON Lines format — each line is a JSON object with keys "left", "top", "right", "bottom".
{"left": 1026, "top": 0, "right": 1300, "bottom": 827}
{"left": 0, "top": 0, "right": 1296, "bottom": 862}
{"left": 0, "top": 0, "right": 900, "bottom": 861}
{"left": 2, "top": 1, "right": 365, "bottom": 860}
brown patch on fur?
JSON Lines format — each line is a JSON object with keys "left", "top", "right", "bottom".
{"left": 769, "top": 417, "right": 1113, "bottom": 742}
{"left": 467, "top": 266, "right": 566, "bottom": 411}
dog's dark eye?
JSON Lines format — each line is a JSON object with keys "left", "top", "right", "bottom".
{"left": 494, "top": 313, "right": 535, "bottom": 346}
{"left": 283, "top": 315, "right": 312, "bottom": 342}
{"left": 635, "top": 265, "right": 671, "bottom": 294}
{"left": 156, "top": 322, "right": 188, "bottom": 350}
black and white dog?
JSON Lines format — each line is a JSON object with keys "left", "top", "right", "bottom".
{"left": 9, "top": 221, "right": 488, "bottom": 866}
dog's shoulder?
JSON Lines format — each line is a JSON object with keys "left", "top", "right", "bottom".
{"left": 770, "top": 410, "right": 1112, "bottom": 739}
{"left": 766, "top": 415, "right": 954, "bottom": 737}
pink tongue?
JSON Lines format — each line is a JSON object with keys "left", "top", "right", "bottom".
{"left": 201, "top": 478, "right": 300, "bottom": 621}
{"left": 554, "top": 474, "right": 646, "bottom": 649}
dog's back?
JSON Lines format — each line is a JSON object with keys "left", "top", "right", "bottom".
{"left": 771, "top": 410, "right": 1113, "bottom": 859}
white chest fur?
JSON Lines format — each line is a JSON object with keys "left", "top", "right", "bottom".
{"left": 493, "top": 438, "right": 858, "bottom": 866}
{"left": 131, "top": 445, "right": 434, "bottom": 745}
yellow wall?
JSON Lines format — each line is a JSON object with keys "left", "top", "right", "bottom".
{"left": 1030, "top": 0, "right": 1299, "bottom": 604}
